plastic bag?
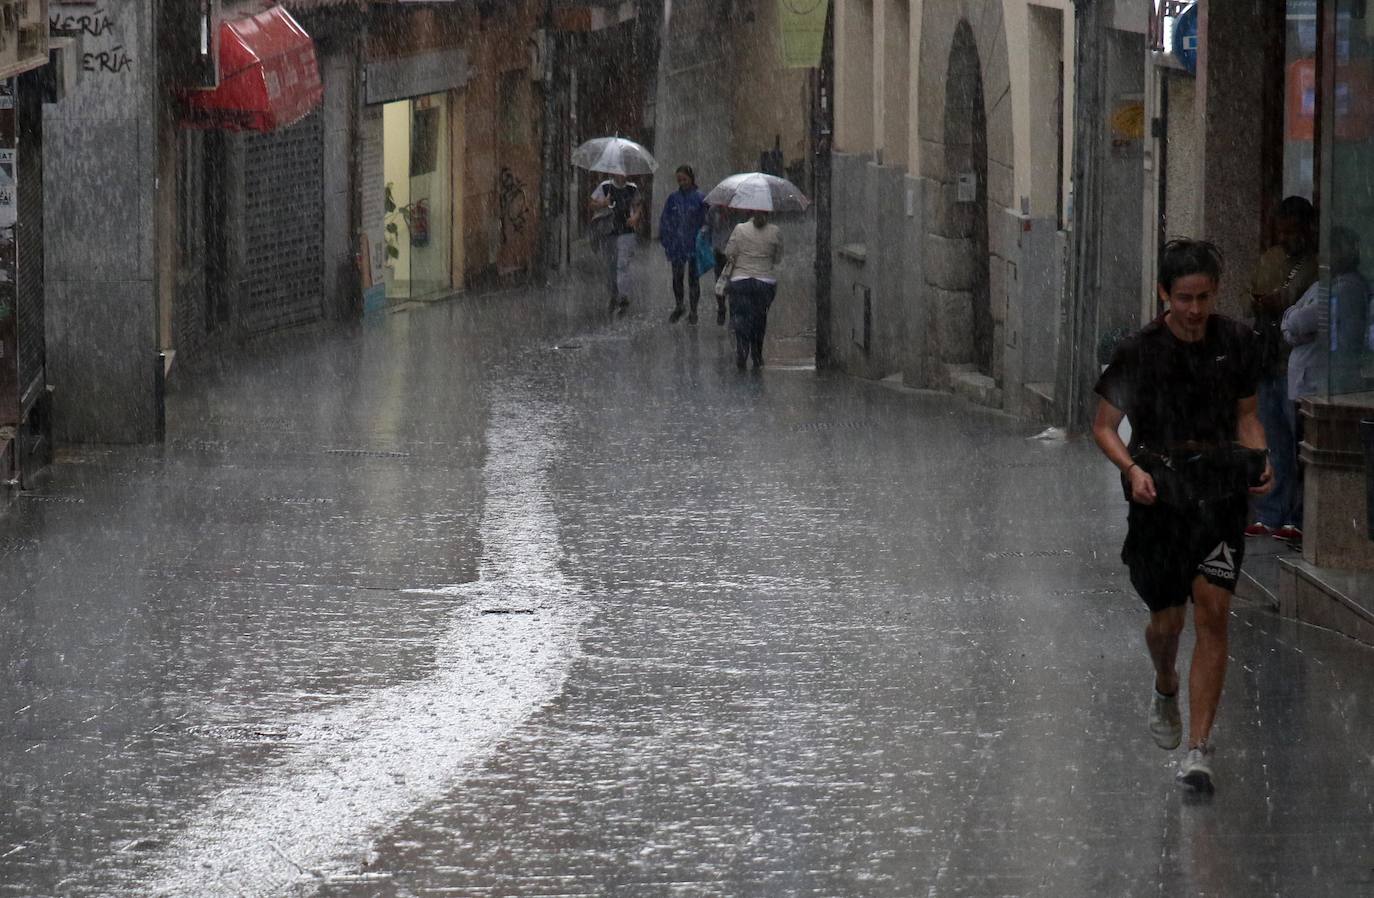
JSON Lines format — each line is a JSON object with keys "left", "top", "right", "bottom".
{"left": 695, "top": 230, "right": 715, "bottom": 278}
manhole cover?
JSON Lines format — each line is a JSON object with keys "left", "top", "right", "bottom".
{"left": 792, "top": 420, "right": 881, "bottom": 432}
{"left": 323, "top": 449, "right": 411, "bottom": 459}
{"left": 985, "top": 549, "right": 1074, "bottom": 560}
{"left": 168, "top": 438, "right": 231, "bottom": 453}
{"left": 183, "top": 724, "right": 296, "bottom": 743}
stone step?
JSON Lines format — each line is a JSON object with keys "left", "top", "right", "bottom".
{"left": 1278, "top": 556, "right": 1374, "bottom": 647}
{"left": 945, "top": 364, "right": 1003, "bottom": 410}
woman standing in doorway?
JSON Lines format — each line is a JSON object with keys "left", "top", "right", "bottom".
{"left": 724, "top": 211, "right": 784, "bottom": 370}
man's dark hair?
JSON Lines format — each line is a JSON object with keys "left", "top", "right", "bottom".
{"left": 1158, "top": 238, "right": 1224, "bottom": 291}
{"left": 676, "top": 164, "right": 696, "bottom": 185}
{"left": 1275, "top": 195, "right": 1315, "bottom": 227}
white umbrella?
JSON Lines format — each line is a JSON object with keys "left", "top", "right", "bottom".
{"left": 571, "top": 137, "right": 658, "bottom": 176}
{"left": 705, "top": 172, "right": 811, "bottom": 212}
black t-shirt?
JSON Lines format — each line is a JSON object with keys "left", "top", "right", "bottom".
{"left": 598, "top": 182, "right": 639, "bottom": 236}
{"left": 1095, "top": 314, "right": 1260, "bottom": 450}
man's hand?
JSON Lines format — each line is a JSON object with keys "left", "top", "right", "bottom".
{"left": 1249, "top": 459, "right": 1275, "bottom": 496}
{"left": 1128, "top": 465, "right": 1157, "bottom": 505}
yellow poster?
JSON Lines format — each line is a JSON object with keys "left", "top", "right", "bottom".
{"left": 779, "top": 0, "right": 829, "bottom": 69}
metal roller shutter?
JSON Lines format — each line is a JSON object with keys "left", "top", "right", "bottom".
{"left": 241, "top": 110, "right": 324, "bottom": 335}
{"left": 15, "top": 77, "right": 43, "bottom": 398}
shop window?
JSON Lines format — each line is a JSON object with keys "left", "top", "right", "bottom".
{"left": 1318, "top": 0, "right": 1374, "bottom": 398}
{"left": 1284, "top": 0, "right": 1319, "bottom": 199}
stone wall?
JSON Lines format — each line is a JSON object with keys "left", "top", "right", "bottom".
{"left": 44, "top": 0, "right": 158, "bottom": 443}
{"left": 828, "top": 150, "right": 1065, "bottom": 419}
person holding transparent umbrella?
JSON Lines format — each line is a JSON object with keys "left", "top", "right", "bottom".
{"left": 707, "top": 172, "right": 810, "bottom": 369}
{"left": 573, "top": 137, "right": 657, "bottom": 316}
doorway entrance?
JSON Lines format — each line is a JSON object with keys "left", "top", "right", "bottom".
{"left": 382, "top": 92, "right": 451, "bottom": 302}
{"left": 943, "top": 21, "right": 993, "bottom": 376}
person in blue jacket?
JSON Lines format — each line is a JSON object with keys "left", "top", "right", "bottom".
{"left": 659, "top": 165, "right": 708, "bottom": 324}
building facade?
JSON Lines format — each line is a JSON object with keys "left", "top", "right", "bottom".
{"left": 0, "top": 0, "right": 64, "bottom": 491}
{"left": 1136, "top": 1, "right": 1374, "bottom": 596}
{"left": 40, "top": 0, "right": 571, "bottom": 445}
{"left": 651, "top": 0, "right": 813, "bottom": 225}
{"left": 826, "top": 0, "right": 1102, "bottom": 422}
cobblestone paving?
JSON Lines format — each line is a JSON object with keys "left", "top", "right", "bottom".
{"left": 2, "top": 265, "right": 1373, "bottom": 897}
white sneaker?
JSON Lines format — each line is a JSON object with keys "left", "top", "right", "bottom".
{"left": 1177, "top": 744, "right": 1215, "bottom": 792}
{"left": 1149, "top": 690, "right": 1182, "bottom": 750}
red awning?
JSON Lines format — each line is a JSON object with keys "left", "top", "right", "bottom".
{"left": 181, "top": 6, "right": 323, "bottom": 133}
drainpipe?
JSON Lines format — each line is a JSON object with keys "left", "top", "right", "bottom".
{"left": 814, "top": 3, "right": 835, "bottom": 370}
{"left": 1062, "top": 0, "right": 1106, "bottom": 431}
{"left": 349, "top": 8, "right": 366, "bottom": 317}
{"left": 537, "top": 0, "right": 558, "bottom": 281}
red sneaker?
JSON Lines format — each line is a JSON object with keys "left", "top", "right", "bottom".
{"left": 1245, "top": 522, "right": 1272, "bottom": 538}
{"left": 1273, "top": 525, "right": 1303, "bottom": 542}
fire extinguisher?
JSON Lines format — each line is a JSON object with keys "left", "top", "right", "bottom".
{"left": 410, "top": 198, "right": 430, "bottom": 247}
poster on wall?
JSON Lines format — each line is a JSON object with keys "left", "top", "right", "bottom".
{"left": 779, "top": 0, "right": 830, "bottom": 69}
{"left": 1110, "top": 95, "right": 1145, "bottom": 158}
{"left": 0, "top": 148, "right": 17, "bottom": 231}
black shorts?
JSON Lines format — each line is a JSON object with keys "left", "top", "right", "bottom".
{"left": 1121, "top": 496, "right": 1248, "bottom": 614}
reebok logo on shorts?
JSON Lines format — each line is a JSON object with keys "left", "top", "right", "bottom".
{"left": 1200, "top": 542, "right": 1238, "bottom": 582}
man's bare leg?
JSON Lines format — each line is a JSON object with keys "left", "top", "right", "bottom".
{"left": 1188, "top": 578, "right": 1232, "bottom": 747}
{"left": 1146, "top": 605, "right": 1186, "bottom": 696}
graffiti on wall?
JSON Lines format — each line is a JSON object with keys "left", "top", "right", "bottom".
{"left": 51, "top": 6, "right": 133, "bottom": 75}
{"left": 498, "top": 167, "right": 529, "bottom": 245}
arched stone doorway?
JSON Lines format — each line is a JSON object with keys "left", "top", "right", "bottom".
{"left": 917, "top": 4, "right": 1013, "bottom": 395}
{"left": 943, "top": 22, "right": 992, "bottom": 375}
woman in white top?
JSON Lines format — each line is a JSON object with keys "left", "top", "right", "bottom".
{"left": 723, "top": 212, "right": 784, "bottom": 369}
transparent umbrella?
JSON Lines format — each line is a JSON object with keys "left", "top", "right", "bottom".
{"left": 704, "top": 172, "right": 811, "bottom": 212}
{"left": 571, "top": 137, "right": 659, "bottom": 176}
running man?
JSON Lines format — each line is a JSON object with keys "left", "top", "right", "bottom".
{"left": 1091, "top": 239, "right": 1273, "bottom": 792}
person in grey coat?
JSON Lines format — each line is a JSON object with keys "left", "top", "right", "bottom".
{"left": 1280, "top": 225, "right": 1371, "bottom": 541}
{"left": 1282, "top": 225, "right": 1370, "bottom": 401}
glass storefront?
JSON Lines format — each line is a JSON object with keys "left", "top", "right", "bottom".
{"left": 1285, "top": 0, "right": 1318, "bottom": 200}
{"left": 382, "top": 92, "right": 451, "bottom": 302}
{"left": 1318, "top": 0, "right": 1374, "bottom": 399}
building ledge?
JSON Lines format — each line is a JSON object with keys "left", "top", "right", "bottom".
{"left": 838, "top": 243, "right": 867, "bottom": 264}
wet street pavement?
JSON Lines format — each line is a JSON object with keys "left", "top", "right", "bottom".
{"left": 3, "top": 257, "right": 1374, "bottom": 898}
